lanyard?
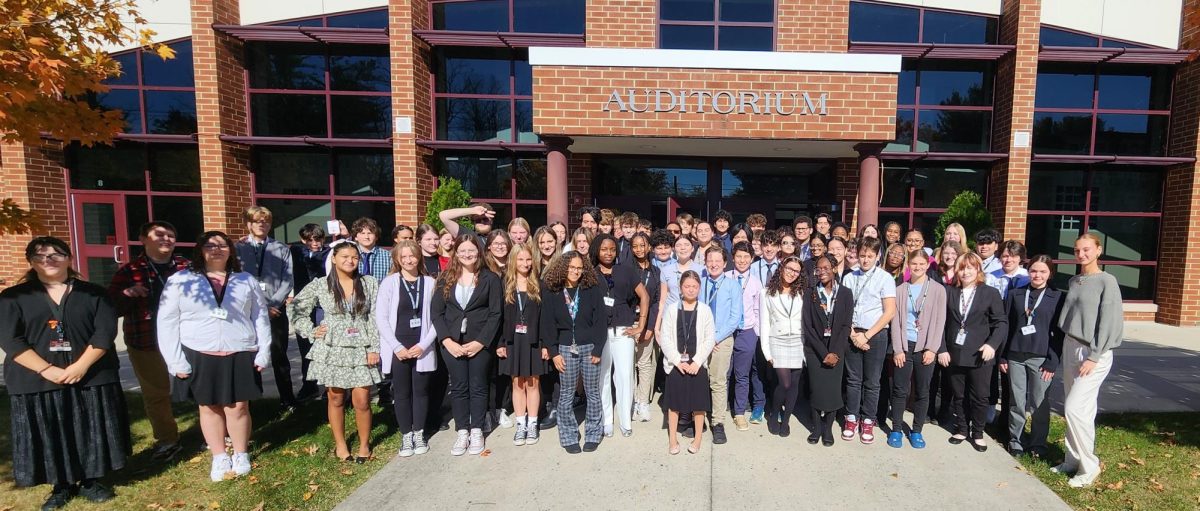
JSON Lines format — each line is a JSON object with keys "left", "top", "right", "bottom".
{"left": 563, "top": 288, "right": 580, "bottom": 321}
{"left": 206, "top": 273, "right": 228, "bottom": 307}
{"left": 1024, "top": 287, "right": 1046, "bottom": 325}
{"left": 678, "top": 303, "right": 696, "bottom": 356}
{"left": 852, "top": 267, "right": 877, "bottom": 300}
{"left": 404, "top": 277, "right": 422, "bottom": 313}
{"left": 958, "top": 287, "right": 976, "bottom": 329}
{"left": 43, "top": 280, "right": 74, "bottom": 323}
{"left": 517, "top": 291, "right": 527, "bottom": 322}
{"left": 819, "top": 283, "right": 838, "bottom": 316}
{"left": 908, "top": 281, "right": 930, "bottom": 319}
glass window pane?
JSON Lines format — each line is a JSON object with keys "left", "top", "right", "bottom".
{"left": 255, "top": 149, "right": 330, "bottom": 195}
{"left": 897, "top": 67, "right": 916, "bottom": 105}
{"left": 69, "top": 143, "right": 146, "bottom": 190}
{"left": 1029, "top": 166, "right": 1087, "bottom": 211}
{"left": 142, "top": 40, "right": 194, "bottom": 87}
{"left": 1025, "top": 215, "right": 1082, "bottom": 260}
{"left": 720, "top": 0, "right": 773, "bottom": 22}
{"left": 433, "top": 0, "right": 508, "bottom": 31}
{"left": 1089, "top": 216, "right": 1159, "bottom": 262}
{"left": 437, "top": 154, "right": 512, "bottom": 198}
{"left": 330, "top": 47, "right": 390, "bottom": 92}
{"left": 917, "top": 110, "right": 991, "bottom": 152}
{"left": 912, "top": 212, "right": 944, "bottom": 247}
{"left": 144, "top": 91, "right": 197, "bottom": 134}
{"left": 849, "top": 2, "right": 919, "bottom": 43}
{"left": 515, "top": 204, "right": 548, "bottom": 230}
{"left": 593, "top": 158, "right": 708, "bottom": 198}
{"left": 661, "top": 0, "right": 715, "bottom": 21}
{"left": 515, "top": 157, "right": 547, "bottom": 199}
{"left": 436, "top": 98, "right": 512, "bottom": 142}
{"left": 331, "top": 95, "right": 390, "bottom": 139}
{"left": 718, "top": 26, "right": 773, "bottom": 51}
{"left": 248, "top": 43, "right": 325, "bottom": 90}
{"left": 86, "top": 258, "right": 119, "bottom": 288}
{"left": 919, "top": 62, "right": 993, "bottom": 107}
{"left": 1094, "top": 114, "right": 1167, "bottom": 157}
{"left": 1035, "top": 64, "right": 1094, "bottom": 109}
{"left": 921, "top": 10, "right": 996, "bottom": 44}
{"left": 337, "top": 200, "right": 396, "bottom": 246}
{"left": 258, "top": 199, "right": 331, "bottom": 245}
{"left": 1101, "top": 39, "right": 1149, "bottom": 49}
{"left": 152, "top": 196, "right": 204, "bottom": 244}
{"left": 272, "top": 18, "right": 324, "bottom": 27}
{"left": 107, "top": 51, "right": 139, "bottom": 86}
{"left": 335, "top": 151, "right": 394, "bottom": 196}
{"left": 1040, "top": 27, "right": 1098, "bottom": 47}
{"left": 515, "top": 0, "right": 585, "bottom": 34}
{"left": 251, "top": 94, "right": 327, "bottom": 137}
{"left": 125, "top": 196, "right": 149, "bottom": 242}
{"left": 94, "top": 89, "right": 142, "bottom": 134}
{"left": 326, "top": 9, "right": 388, "bottom": 28}
{"left": 913, "top": 165, "right": 988, "bottom": 209}
{"left": 1032, "top": 112, "right": 1092, "bottom": 155}
{"left": 878, "top": 211, "right": 909, "bottom": 236}
{"left": 1089, "top": 167, "right": 1163, "bottom": 212}
{"left": 82, "top": 203, "right": 118, "bottom": 245}
{"left": 660, "top": 25, "right": 715, "bottom": 50}
{"left": 881, "top": 166, "right": 911, "bottom": 207}
{"left": 515, "top": 100, "right": 535, "bottom": 143}
{"left": 888, "top": 109, "right": 915, "bottom": 152}
{"left": 721, "top": 160, "right": 835, "bottom": 205}
{"left": 434, "top": 48, "right": 513, "bottom": 95}
{"left": 151, "top": 146, "right": 201, "bottom": 192}
{"left": 515, "top": 55, "right": 532, "bottom": 96}
{"left": 1101, "top": 264, "right": 1155, "bottom": 300}
{"left": 1098, "top": 67, "right": 1172, "bottom": 110}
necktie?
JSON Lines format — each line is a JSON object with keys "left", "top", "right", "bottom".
{"left": 707, "top": 278, "right": 718, "bottom": 308}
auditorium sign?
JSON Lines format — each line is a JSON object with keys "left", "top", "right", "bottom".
{"left": 603, "top": 89, "right": 828, "bottom": 116}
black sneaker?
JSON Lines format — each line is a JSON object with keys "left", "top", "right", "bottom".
{"left": 151, "top": 442, "right": 183, "bottom": 461}
{"left": 712, "top": 423, "right": 728, "bottom": 444}
{"left": 41, "top": 488, "right": 72, "bottom": 510}
{"left": 539, "top": 409, "right": 558, "bottom": 430}
{"left": 582, "top": 441, "right": 600, "bottom": 452}
{"left": 296, "top": 384, "right": 320, "bottom": 402}
{"left": 78, "top": 481, "right": 115, "bottom": 503}
{"left": 564, "top": 443, "right": 582, "bottom": 454}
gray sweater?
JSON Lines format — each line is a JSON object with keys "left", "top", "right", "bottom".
{"left": 1058, "top": 272, "right": 1123, "bottom": 362}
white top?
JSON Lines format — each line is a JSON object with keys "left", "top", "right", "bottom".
{"left": 758, "top": 289, "right": 804, "bottom": 363}
{"left": 841, "top": 266, "right": 897, "bottom": 329}
{"left": 657, "top": 303, "right": 716, "bottom": 374}
{"left": 156, "top": 270, "right": 273, "bottom": 375}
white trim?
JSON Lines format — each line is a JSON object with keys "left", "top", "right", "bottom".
{"left": 528, "top": 47, "right": 902, "bottom": 73}
{"left": 1123, "top": 302, "right": 1158, "bottom": 314}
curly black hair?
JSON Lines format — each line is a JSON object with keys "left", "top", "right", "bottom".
{"left": 542, "top": 251, "right": 598, "bottom": 291}
{"left": 650, "top": 228, "right": 675, "bottom": 248}
{"left": 765, "top": 256, "right": 806, "bottom": 297}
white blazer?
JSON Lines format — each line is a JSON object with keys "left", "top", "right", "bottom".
{"left": 157, "top": 270, "right": 272, "bottom": 376}
{"left": 759, "top": 289, "right": 804, "bottom": 362}
{"left": 657, "top": 302, "right": 716, "bottom": 374}
{"left": 376, "top": 274, "right": 438, "bottom": 374}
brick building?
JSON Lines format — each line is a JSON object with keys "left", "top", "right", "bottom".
{"left": 1, "top": 0, "right": 1198, "bottom": 325}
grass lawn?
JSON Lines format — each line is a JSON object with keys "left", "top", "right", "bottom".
{"left": 0, "top": 388, "right": 401, "bottom": 510}
{"left": 1017, "top": 413, "right": 1200, "bottom": 511}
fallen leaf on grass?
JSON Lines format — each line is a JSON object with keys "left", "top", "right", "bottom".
{"left": 1105, "top": 480, "right": 1124, "bottom": 490}
{"left": 1117, "top": 463, "right": 1129, "bottom": 469}
{"left": 281, "top": 449, "right": 298, "bottom": 457}
{"left": 209, "top": 502, "right": 221, "bottom": 510}
{"left": 272, "top": 481, "right": 284, "bottom": 488}
{"left": 1131, "top": 457, "right": 1146, "bottom": 466}
{"left": 165, "top": 483, "right": 178, "bottom": 491}
{"left": 188, "top": 455, "right": 204, "bottom": 464}
{"left": 480, "top": 449, "right": 492, "bottom": 457}
{"left": 250, "top": 502, "right": 265, "bottom": 511}
{"left": 1190, "top": 471, "right": 1199, "bottom": 480}
{"left": 340, "top": 467, "right": 354, "bottom": 476}
{"left": 1162, "top": 453, "right": 1173, "bottom": 458}
{"left": 247, "top": 475, "right": 260, "bottom": 485}
{"left": 145, "top": 505, "right": 163, "bottom": 510}
{"left": 304, "top": 444, "right": 319, "bottom": 456}
{"left": 303, "top": 492, "right": 314, "bottom": 502}
{"left": 1148, "top": 478, "right": 1165, "bottom": 492}
{"left": 169, "top": 501, "right": 186, "bottom": 509}
{"left": 307, "top": 482, "right": 320, "bottom": 492}
{"left": 221, "top": 471, "right": 236, "bottom": 481}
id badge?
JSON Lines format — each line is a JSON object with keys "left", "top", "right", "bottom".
{"left": 409, "top": 317, "right": 421, "bottom": 328}
{"left": 48, "top": 339, "right": 72, "bottom": 352}
{"left": 346, "top": 327, "right": 361, "bottom": 338}
{"left": 1021, "top": 324, "right": 1037, "bottom": 336}
{"left": 679, "top": 353, "right": 691, "bottom": 362}
{"left": 210, "top": 308, "right": 229, "bottom": 320}
{"left": 569, "top": 344, "right": 579, "bottom": 355}
{"left": 515, "top": 323, "right": 528, "bottom": 334}
{"left": 823, "top": 328, "right": 832, "bottom": 337}
{"left": 258, "top": 281, "right": 268, "bottom": 292}
{"left": 955, "top": 329, "right": 967, "bottom": 345}
{"left": 603, "top": 296, "right": 615, "bottom": 307}
{"left": 461, "top": 318, "right": 467, "bottom": 333}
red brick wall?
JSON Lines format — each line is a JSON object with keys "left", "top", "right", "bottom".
{"left": 0, "top": 142, "right": 69, "bottom": 289}
{"left": 777, "top": 0, "right": 848, "bottom": 52}
{"left": 193, "top": 0, "right": 252, "bottom": 236}
{"left": 987, "top": 0, "right": 1040, "bottom": 242}
{"left": 391, "top": 0, "right": 437, "bottom": 226}
{"left": 533, "top": 67, "right": 896, "bottom": 141}
{"left": 586, "top": 0, "right": 656, "bottom": 49}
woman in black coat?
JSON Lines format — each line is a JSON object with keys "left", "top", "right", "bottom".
{"left": 938, "top": 252, "right": 1008, "bottom": 453}
{"left": 802, "top": 254, "right": 854, "bottom": 446}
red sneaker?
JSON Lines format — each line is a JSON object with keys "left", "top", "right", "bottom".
{"left": 842, "top": 416, "right": 858, "bottom": 441}
{"left": 860, "top": 419, "right": 876, "bottom": 444}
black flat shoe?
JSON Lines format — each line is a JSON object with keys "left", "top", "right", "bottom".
{"left": 564, "top": 443, "right": 582, "bottom": 454}
{"left": 971, "top": 439, "right": 988, "bottom": 452}
{"left": 778, "top": 421, "right": 791, "bottom": 438}
{"left": 41, "top": 488, "right": 72, "bottom": 510}
{"left": 807, "top": 433, "right": 820, "bottom": 444}
{"left": 583, "top": 441, "right": 600, "bottom": 452}
{"left": 78, "top": 481, "right": 114, "bottom": 503}
{"left": 355, "top": 455, "right": 371, "bottom": 464}
{"left": 948, "top": 435, "right": 965, "bottom": 445}
{"left": 822, "top": 439, "right": 835, "bottom": 447}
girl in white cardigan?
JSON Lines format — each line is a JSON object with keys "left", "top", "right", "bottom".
{"left": 657, "top": 270, "right": 715, "bottom": 455}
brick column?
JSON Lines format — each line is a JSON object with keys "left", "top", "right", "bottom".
{"left": 545, "top": 137, "right": 572, "bottom": 225}
{"left": 855, "top": 143, "right": 884, "bottom": 228}
{"left": 586, "top": 0, "right": 655, "bottom": 49}
{"left": 987, "top": 0, "right": 1040, "bottom": 242}
{"left": 391, "top": 0, "right": 436, "bottom": 226}
{"left": 0, "top": 141, "right": 69, "bottom": 288}
{"left": 776, "top": 0, "right": 848, "bottom": 52}
{"left": 192, "top": 0, "right": 252, "bottom": 235}
{"left": 1158, "top": 0, "right": 1200, "bottom": 325}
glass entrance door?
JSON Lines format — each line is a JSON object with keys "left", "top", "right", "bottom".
{"left": 71, "top": 193, "right": 128, "bottom": 286}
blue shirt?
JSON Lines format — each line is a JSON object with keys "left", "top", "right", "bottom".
{"left": 986, "top": 268, "right": 1029, "bottom": 300}
{"left": 652, "top": 255, "right": 676, "bottom": 271}
{"left": 702, "top": 270, "right": 743, "bottom": 343}
{"left": 905, "top": 283, "right": 922, "bottom": 343}
{"left": 748, "top": 258, "right": 780, "bottom": 288}
{"left": 660, "top": 259, "right": 702, "bottom": 308}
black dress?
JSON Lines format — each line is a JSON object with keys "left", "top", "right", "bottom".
{"left": 802, "top": 285, "right": 855, "bottom": 412}
{"left": 663, "top": 309, "right": 711, "bottom": 414}
{"left": 500, "top": 291, "right": 548, "bottom": 377}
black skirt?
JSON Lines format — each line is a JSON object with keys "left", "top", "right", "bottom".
{"left": 499, "top": 334, "right": 548, "bottom": 377}
{"left": 805, "top": 350, "right": 845, "bottom": 412}
{"left": 9, "top": 382, "right": 131, "bottom": 488}
{"left": 663, "top": 367, "right": 711, "bottom": 414}
{"left": 172, "top": 347, "right": 263, "bottom": 406}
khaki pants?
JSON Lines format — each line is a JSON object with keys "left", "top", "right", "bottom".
{"left": 707, "top": 337, "right": 734, "bottom": 425}
{"left": 634, "top": 338, "right": 657, "bottom": 406}
{"left": 127, "top": 348, "right": 179, "bottom": 445}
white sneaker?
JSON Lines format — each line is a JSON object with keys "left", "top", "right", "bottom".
{"left": 451, "top": 430, "right": 469, "bottom": 456}
{"left": 639, "top": 403, "right": 652, "bottom": 422}
{"left": 468, "top": 428, "right": 485, "bottom": 455}
{"left": 1050, "top": 463, "right": 1077, "bottom": 475}
{"left": 497, "top": 410, "right": 514, "bottom": 429}
{"left": 632, "top": 404, "right": 643, "bottom": 422}
{"left": 1067, "top": 474, "right": 1096, "bottom": 488}
{"left": 232, "top": 452, "right": 251, "bottom": 476}
{"left": 412, "top": 430, "right": 429, "bottom": 455}
{"left": 398, "top": 432, "right": 415, "bottom": 457}
{"left": 603, "top": 424, "right": 614, "bottom": 438}
{"left": 210, "top": 454, "right": 232, "bottom": 482}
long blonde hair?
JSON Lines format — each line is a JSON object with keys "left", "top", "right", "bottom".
{"left": 390, "top": 240, "right": 426, "bottom": 276}
{"left": 504, "top": 243, "right": 541, "bottom": 304}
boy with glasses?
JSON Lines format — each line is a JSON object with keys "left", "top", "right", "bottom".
{"left": 234, "top": 206, "right": 296, "bottom": 412}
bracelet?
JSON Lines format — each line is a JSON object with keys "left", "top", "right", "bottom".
{"left": 36, "top": 364, "right": 53, "bottom": 375}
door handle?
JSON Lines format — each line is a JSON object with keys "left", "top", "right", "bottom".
{"left": 113, "top": 245, "right": 124, "bottom": 263}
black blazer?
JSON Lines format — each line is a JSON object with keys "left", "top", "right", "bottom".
{"left": 540, "top": 284, "right": 608, "bottom": 357}
{"left": 801, "top": 285, "right": 854, "bottom": 360}
{"left": 501, "top": 292, "right": 543, "bottom": 349}
{"left": 431, "top": 271, "right": 504, "bottom": 349}
{"left": 942, "top": 285, "right": 1008, "bottom": 367}
{"left": 1002, "top": 286, "right": 1065, "bottom": 373}
{"left": 289, "top": 243, "right": 328, "bottom": 292}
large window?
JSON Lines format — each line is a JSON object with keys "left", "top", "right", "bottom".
{"left": 1026, "top": 164, "right": 1162, "bottom": 300}
{"left": 430, "top": 0, "right": 585, "bottom": 34}
{"left": 436, "top": 153, "right": 549, "bottom": 228}
{"left": 271, "top": 8, "right": 388, "bottom": 28}
{"left": 94, "top": 40, "right": 197, "bottom": 135}
{"left": 246, "top": 43, "right": 391, "bottom": 138}
{"left": 890, "top": 60, "right": 995, "bottom": 153}
{"left": 849, "top": 1, "right": 997, "bottom": 44}
{"left": 1033, "top": 63, "right": 1172, "bottom": 156}
{"left": 252, "top": 148, "right": 396, "bottom": 243}
{"left": 879, "top": 163, "right": 989, "bottom": 243}
{"left": 1039, "top": 26, "right": 1151, "bottom": 49}
{"left": 659, "top": 0, "right": 775, "bottom": 51}
{"left": 433, "top": 47, "right": 534, "bottom": 143}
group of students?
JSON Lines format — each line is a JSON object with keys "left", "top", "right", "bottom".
{"left": 0, "top": 204, "right": 1124, "bottom": 510}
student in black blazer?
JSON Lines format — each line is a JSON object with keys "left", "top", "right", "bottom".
{"left": 802, "top": 254, "right": 854, "bottom": 446}
{"left": 431, "top": 234, "right": 504, "bottom": 457}
{"left": 540, "top": 251, "right": 608, "bottom": 453}
{"left": 938, "top": 252, "right": 1007, "bottom": 453}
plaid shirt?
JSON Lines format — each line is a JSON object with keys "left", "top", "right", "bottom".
{"left": 358, "top": 246, "right": 391, "bottom": 282}
{"left": 107, "top": 254, "right": 191, "bottom": 351}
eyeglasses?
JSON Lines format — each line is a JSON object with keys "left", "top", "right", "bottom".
{"left": 667, "top": 229, "right": 681, "bottom": 235}
{"left": 568, "top": 265, "right": 584, "bottom": 272}
{"left": 31, "top": 253, "right": 69, "bottom": 263}
{"left": 203, "top": 244, "right": 230, "bottom": 251}
{"left": 782, "top": 266, "right": 802, "bottom": 274}
{"left": 781, "top": 241, "right": 795, "bottom": 246}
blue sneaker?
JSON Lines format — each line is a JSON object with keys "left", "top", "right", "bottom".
{"left": 749, "top": 408, "right": 765, "bottom": 424}
{"left": 887, "top": 431, "right": 904, "bottom": 448}
{"left": 909, "top": 432, "right": 926, "bottom": 449}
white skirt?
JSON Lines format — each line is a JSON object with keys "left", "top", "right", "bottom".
{"left": 770, "top": 333, "right": 805, "bottom": 369}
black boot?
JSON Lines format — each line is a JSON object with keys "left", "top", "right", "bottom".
{"left": 821, "top": 411, "right": 837, "bottom": 446}
{"left": 807, "top": 409, "right": 822, "bottom": 444}
{"left": 41, "top": 485, "right": 73, "bottom": 510}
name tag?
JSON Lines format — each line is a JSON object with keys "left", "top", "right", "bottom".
{"left": 823, "top": 328, "right": 832, "bottom": 337}
{"left": 603, "top": 297, "right": 615, "bottom": 307}
{"left": 210, "top": 308, "right": 229, "bottom": 320}
{"left": 49, "top": 339, "right": 72, "bottom": 352}
{"left": 409, "top": 317, "right": 421, "bottom": 328}
{"left": 679, "top": 353, "right": 690, "bottom": 362}
{"left": 955, "top": 330, "right": 967, "bottom": 346}
{"left": 461, "top": 318, "right": 467, "bottom": 333}
{"left": 258, "top": 282, "right": 268, "bottom": 292}
{"left": 515, "top": 323, "right": 528, "bottom": 334}
{"left": 569, "top": 344, "right": 579, "bottom": 355}
{"left": 1021, "top": 324, "right": 1037, "bottom": 336}
{"left": 346, "top": 327, "right": 361, "bottom": 338}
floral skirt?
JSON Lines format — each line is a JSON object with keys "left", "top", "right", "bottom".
{"left": 307, "top": 342, "right": 382, "bottom": 389}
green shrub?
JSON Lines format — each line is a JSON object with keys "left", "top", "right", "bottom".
{"left": 424, "top": 177, "right": 472, "bottom": 231}
{"left": 935, "top": 190, "right": 992, "bottom": 249}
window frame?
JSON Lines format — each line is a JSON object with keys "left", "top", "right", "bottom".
{"left": 877, "top": 162, "right": 991, "bottom": 238}
{"left": 434, "top": 150, "right": 550, "bottom": 222}
{"left": 427, "top": 0, "right": 586, "bottom": 34}
{"left": 266, "top": 7, "right": 389, "bottom": 28}
{"left": 1033, "top": 63, "right": 1174, "bottom": 157}
{"left": 429, "top": 47, "right": 533, "bottom": 143}
{"left": 892, "top": 60, "right": 997, "bottom": 153}
{"left": 657, "top": 0, "right": 777, "bottom": 51}
{"left": 849, "top": 0, "right": 999, "bottom": 45}
{"left": 101, "top": 38, "right": 197, "bottom": 135}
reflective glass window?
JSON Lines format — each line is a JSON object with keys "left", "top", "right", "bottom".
{"left": 514, "top": 0, "right": 585, "bottom": 34}
{"left": 144, "top": 91, "right": 197, "bottom": 135}
{"left": 718, "top": 26, "right": 772, "bottom": 51}
{"left": 251, "top": 94, "right": 327, "bottom": 137}
{"left": 433, "top": 0, "right": 508, "bottom": 31}
{"left": 922, "top": 10, "right": 996, "bottom": 44}
{"left": 849, "top": 2, "right": 919, "bottom": 43}
{"left": 141, "top": 40, "right": 194, "bottom": 87}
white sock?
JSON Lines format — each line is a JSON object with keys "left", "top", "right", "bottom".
{"left": 527, "top": 416, "right": 538, "bottom": 429}
{"left": 516, "top": 414, "right": 527, "bottom": 428}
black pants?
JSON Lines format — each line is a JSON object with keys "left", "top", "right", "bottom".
{"left": 489, "top": 358, "right": 512, "bottom": 413}
{"left": 949, "top": 364, "right": 992, "bottom": 439}
{"left": 541, "top": 368, "right": 560, "bottom": 412}
{"left": 268, "top": 311, "right": 295, "bottom": 404}
{"left": 890, "top": 346, "right": 936, "bottom": 434}
{"left": 391, "top": 354, "right": 432, "bottom": 434}
{"left": 441, "top": 347, "right": 493, "bottom": 431}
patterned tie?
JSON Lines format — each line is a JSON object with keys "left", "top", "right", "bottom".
{"left": 707, "top": 278, "right": 718, "bottom": 308}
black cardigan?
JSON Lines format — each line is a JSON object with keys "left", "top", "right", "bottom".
{"left": 1002, "top": 286, "right": 1065, "bottom": 373}
{"left": 431, "top": 271, "right": 504, "bottom": 349}
{"left": 801, "top": 285, "right": 854, "bottom": 360}
{"left": 500, "top": 291, "right": 543, "bottom": 349}
{"left": 942, "top": 285, "right": 1008, "bottom": 367}
{"left": 540, "top": 284, "right": 608, "bottom": 357}
{"left": 0, "top": 279, "right": 120, "bottom": 395}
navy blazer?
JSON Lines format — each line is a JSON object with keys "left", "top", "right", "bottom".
{"left": 942, "top": 285, "right": 1008, "bottom": 367}
{"left": 540, "top": 284, "right": 608, "bottom": 357}
{"left": 1003, "top": 286, "right": 1065, "bottom": 373}
{"left": 431, "top": 271, "right": 504, "bottom": 349}
{"left": 802, "top": 284, "right": 854, "bottom": 361}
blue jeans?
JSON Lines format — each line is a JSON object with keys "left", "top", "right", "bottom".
{"left": 730, "top": 329, "right": 764, "bottom": 415}
{"left": 843, "top": 330, "right": 887, "bottom": 421}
